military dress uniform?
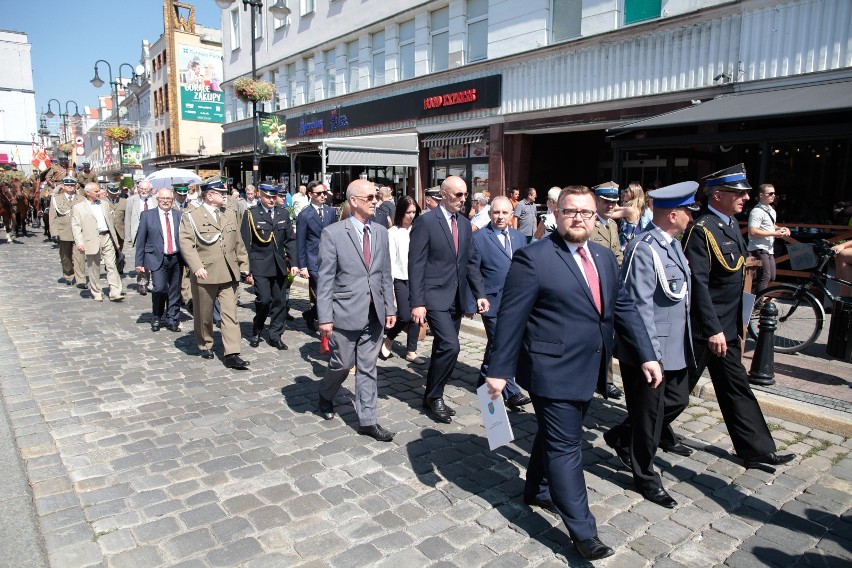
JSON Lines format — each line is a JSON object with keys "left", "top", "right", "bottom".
{"left": 105, "top": 184, "right": 127, "bottom": 272}
{"left": 76, "top": 165, "right": 98, "bottom": 189}
{"left": 172, "top": 184, "right": 195, "bottom": 307}
{"left": 178, "top": 179, "right": 250, "bottom": 368}
{"left": 48, "top": 178, "right": 86, "bottom": 286}
{"left": 44, "top": 162, "right": 66, "bottom": 190}
{"left": 240, "top": 184, "right": 297, "bottom": 349}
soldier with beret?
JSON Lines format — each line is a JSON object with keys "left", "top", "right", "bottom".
{"left": 241, "top": 183, "right": 298, "bottom": 350}
{"left": 76, "top": 162, "right": 98, "bottom": 191}
{"left": 48, "top": 177, "right": 87, "bottom": 287}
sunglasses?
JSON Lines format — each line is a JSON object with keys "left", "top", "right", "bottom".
{"left": 718, "top": 189, "right": 750, "bottom": 197}
{"left": 353, "top": 194, "right": 377, "bottom": 202}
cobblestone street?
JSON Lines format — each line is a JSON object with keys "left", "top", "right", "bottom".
{"left": 1, "top": 234, "right": 851, "bottom": 567}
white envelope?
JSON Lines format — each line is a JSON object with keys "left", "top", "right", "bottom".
{"left": 477, "top": 384, "right": 515, "bottom": 451}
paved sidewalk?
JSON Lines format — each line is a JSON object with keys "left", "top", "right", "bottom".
{"left": 0, "top": 234, "right": 851, "bottom": 567}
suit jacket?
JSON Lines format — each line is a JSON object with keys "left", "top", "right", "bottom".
{"left": 465, "top": 224, "right": 527, "bottom": 316}
{"left": 683, "top": 210, "right": 747, "bottom": 341}
{"left": 49, "top": 192, "right": 85, "bottom": 241}
{"left": 408, "top": 206, "right": 485, "bottom": 311}
{"left": 240, "top": 204, "right": 297, "bottom": 277}
{"left": 134, "top": 207, "right": 183, "bottom": 272}
{"left": 70, "top": 199, "right": 119, "bottom": 254}
{"left": 125, "top": 193, "right": 157, "bottom": 245}
{"left": 615, "top": 225, "right": 693, "bottom": 371}
{"left": 317, "top": 219, "right": 395, "bottom": 331}
{"left": 106, "top": 197, "right": 127, "bottom": 242}
{"left": 591, "top": 216, "right": 623, "bottom": 265}
{"left": 296, "top": 203, "right": 336, "bottom": 275}
{"left": 178, "top": 204, "right": 248, "bottom": 285}
{"left": 488, "top": 233, "right": 655, "bottom": 401}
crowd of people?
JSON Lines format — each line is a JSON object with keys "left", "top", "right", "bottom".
{"left": 10, "top": 163, "right": 803, "bottom": 561}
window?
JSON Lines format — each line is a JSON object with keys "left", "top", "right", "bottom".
{"left": 431, "top": 7, "right": 449, "bottom": 73}
{"left": 625, "top": 0, "right": 662, "bottom": 24}
{"left": 254, "top": 6, "right": 263, "bottom": 38}
{"left": 230, "top": 9, "right": 241, "bottom": 50}
{"left": 399, "top": 20, "right": 415, "bottom": 80}
{"left": 552, "top": 0, "right": 581, "bottom": 42}
{"left": 347, "top": 40, "right": 359, "bottom": 93}
{"left": 163, "top": 84, "right": 169, "bottom": 111}
{"left": 273, "top": 1, "right": 290, "bottom": 28}
{"left": 306, "top": 57, "right": 315, "bottom": 103}
{"left": 269, "top": 70, "right": 280, "bottom": 110}
{"left": 371, "top": 30, "right": 385, "bottom": 87}
{"left": 325, "top": 49, "right": 336, "bottom": 98}
{"left": 288, "top": 63, "right": 297, "bottom": 107}
{"left": 300, "top": 0, "right": 315, "bottom": 16}
{"left": 467, "top": 0, "right": 488, "bottom": 62}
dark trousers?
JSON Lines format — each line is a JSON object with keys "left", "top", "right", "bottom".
{"left": 477, "top": 315, "right": 522, "bottom": 400}
{"left": 304, "top": 272, "right": 318, "bottom": 320}
{"left": 151, "top": 254, "right": 182, "bottom": 325}
{"left": 609, "top": 366, "right": 689, "bottom": 490}
{"left": 670, "top": 339, "right": 776, "bottom": 459}
{"left": 253, "top": 271, "right": 289, "bottom": 339}
{"left": 526, "top": 395, "right": 597, "bottom": 542}
{"left": 423, "top": 306, "right": 462, "bottom": 401}
{"left": 386, "top": 279, "right": 420, "bottom": 352}
{"left": 751, "top": 250, "right": 776, "bottom": 295}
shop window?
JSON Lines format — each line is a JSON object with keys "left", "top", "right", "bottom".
{"left": 624, "top": 0, "right": 662, "bottom": 25}
{"left": 399, "top": 20, "right": 415, "bottom": 80}
{"left": 431, "top": 7, "right": 449, "bottom": 73}
{"left": 552, "top": 0, "right": 581, "bottom": 42}
{"left": 306, "top": 57, "right": 315, "bottom": 103}
{"left": 372, "top": 30, "right": 385, "bottom": 87}
{"left": 467, "top": 0, "right": 488, "bottom": 62}
{"left": 347, "top": 40, "right": 360, "bottom": 93}
{"left": 231, "top": 9, "right": 241, "bottom": 50}
{"left": 325, "top": 49, "right": 336, "bottom": 97}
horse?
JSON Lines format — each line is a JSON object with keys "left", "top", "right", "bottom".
{"left": 9, "top": 180, "right": 29, "bottom": 238}
{"left": 0, "top": 183, "right": 16, "bottom": 241}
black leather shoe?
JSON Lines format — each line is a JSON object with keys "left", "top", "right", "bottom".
{"left": 223, "top": 354, "right": 250, "bottom": 369}
{"left": 138, "top": 287, "right": 147, "bottom": 296}
{"left": 76, "top": 283, "right": 87, "bottom": 289}
{"left": 166, "top": 322, "right": 181, "bottom": 333}
{"left": 749, "top": 376, "right": 776, "bottom": 386}
{"left": 574, "top": 536, "right": 615, "bottom": 561}
{"left": 506, "top": 393, "right": 532, "bottom": 409}
{"left": 603, "top": 429, "right": 632, "bottom": 469}
{"left": 605, "top": 383, "right": 623, "bottom": 399}
{"left": 185, "top": 300, "right": 193, "bottom": 312}
{"left": 200, "top": 349, "right": 214, "bottom": 359}
{"left": 267, "top": 337, "right": 288, "bottom": 350}
{"left": 151, "top": 318, "right": 161, "bottom": 332}
{"left": 286, "top": 313, "right": 295, "bottom": 321}
{"left": 249, "top": 335, "right": 261, "bottom": 348}
{"left": 317, "top": 396, "right": 335, "bottom": 420}
{"left": 639, "top": 486, "right": 678, "bottom": 509}
{"left": 523, "top": 498, "right": 559, "bottom": 515}
{"left": 422, "top": 398, "right": 452, "bottom": 423}
{"left": 660, "top": 441, "right": 694, "bottom": 456}
{"left": 303, "top": 312, "right": 317, "bottom": 332}
{"left": 357, "top": 424, "right": 394, "bottom": 442}
{"left": 743, "top": 452, "right": 795, "bottom": 470}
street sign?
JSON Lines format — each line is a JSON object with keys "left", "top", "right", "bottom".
{"left": 75, "top": 136, "right": 84, "bottom": 145}
{"left": 75, "top": 147, "right": 85, "bottom": 156}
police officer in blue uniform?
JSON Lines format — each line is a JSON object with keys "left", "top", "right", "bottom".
{"left": 241, "top": 183, "right": 298, "bottom": 350}
{"left": 604, "top": 181, "right": 698, "bottom": 508}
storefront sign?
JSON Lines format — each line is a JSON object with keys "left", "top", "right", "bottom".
{"left": 120, "top": 144, "right": 142, "bottom": 167}
{"left": 177, "top": 44, "right": 225, "bottom": 123}
{"left": 258, "top": 112, "right": 286, "bottom": 155}
{"left": 423, "top": 88, "right": 477, "bottom": 110}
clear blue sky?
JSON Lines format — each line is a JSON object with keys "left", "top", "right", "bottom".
{"left": 3, "top": 0, "right": 222, "bottom": 132}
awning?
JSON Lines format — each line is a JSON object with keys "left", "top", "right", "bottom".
{"left": 420, "top": 129, "right": 486, "bottom": 148}
{"left": 315, "top": 133, "right": 419, "bottom": 167}
{"left": 610, "top": 79, "right": 852, "bottom": 133}
{"left": 286, "top": 143, "right": 320, "bottom": 155}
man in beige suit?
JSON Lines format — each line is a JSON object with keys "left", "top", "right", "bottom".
{"left": 179, "top": 178, "right": 252, "bottom": 369}
{"left": 71, "top": 182, "right": 125, "bottom": 301}
{"left": 49, "top": 177, "right": 86, "bottom": 287}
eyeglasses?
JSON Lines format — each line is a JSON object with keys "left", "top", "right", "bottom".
{"left": 353, "top": 194, "right": 377, "bottom": 202}
{"left": 762, "top": 192, "right": 776, "bottom": 196}
{"left": 449, "top": 192, "right": 467, "bottom": 199}
{"left": 312, "top": 191, "right": 327, "bottom": 196}
{"left": 718, "top": 189, "right": 750, "bottom": 197}
{"left": 559, "top": 208, "right": 596, "bottom": 220}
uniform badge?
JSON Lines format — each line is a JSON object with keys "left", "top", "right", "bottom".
{"left": 670, "top": 281, "right": 678, "bottom": 292}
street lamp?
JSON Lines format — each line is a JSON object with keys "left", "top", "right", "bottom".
{"left": 91, "top": 59, "right": 138, "bottom": 127}
{"left": 214, "top": 0, "right": 291, "bottom": 184}
{"left": 44, "top": 99, "right": 81, "bottom": 144}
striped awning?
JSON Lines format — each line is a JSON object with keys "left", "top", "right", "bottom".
{"left": 285, "top": 143, "right": 320, "bottom": 155}
{"left": 420, "top": 129, "right": 486, "bottom": 148}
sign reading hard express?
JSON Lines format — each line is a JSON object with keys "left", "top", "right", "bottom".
{"left": 423, "top": 89, "right": 477, "bottom": 110}
{"left": 178, "top": 44, "right": 224, "bottom": 123}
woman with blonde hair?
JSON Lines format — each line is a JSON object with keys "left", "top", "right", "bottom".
{"left": 615, "top": 182, "right": 652, "bottom": 250}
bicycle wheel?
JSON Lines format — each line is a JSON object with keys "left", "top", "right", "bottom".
{"left": 747, "top": 286, "right": 824, "bottom": 353}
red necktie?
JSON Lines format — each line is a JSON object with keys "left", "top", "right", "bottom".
{"left": 144, "top": 199, "right": 149, "bottom": 211}
{"left": 451, "top": 214, "right": 458, "bottom": 254}
{"left": 578, "top": 247, "right": 601, "bottom": 315}
{"left": 363, "top": 226, "right": 371, "bottom": 269}
{"left": 165, "top": 211, "right": 173, "bottom": 254}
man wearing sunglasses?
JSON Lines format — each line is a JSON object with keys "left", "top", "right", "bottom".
{"left": 747, "top": 183, "right": 789, "bottom": 297}
{"left": 296, "top": 181, "right": 335, "bottom": 331}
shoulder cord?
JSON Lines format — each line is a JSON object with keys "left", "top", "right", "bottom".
{"left": 247, "top": 209, "right": 275, "bottom": 244}
{"left": 683, "top": 222, "right": 745, "bottom": 273}
{"left": 185, "top": 209, "right": 221, "bottom": 245}
{"left": 622, "top": 241, "right": 688, "bottom": 301}
{"left": 52, "top": 195, "right": 72, "bottom": 216}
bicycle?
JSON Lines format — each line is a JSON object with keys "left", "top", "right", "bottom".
{"left": 747, "top": 239, "right": 851, "bottom": 353}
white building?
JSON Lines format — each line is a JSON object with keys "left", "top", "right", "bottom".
{"left": 0, "top": 30, "right": 37, "bottom": 175}
{"left": 218, "top": 0, "right": 852, "bottom": 223}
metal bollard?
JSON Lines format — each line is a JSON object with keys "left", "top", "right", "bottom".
{"left": 749, "top": 301, "right": 778, "bottom": 386}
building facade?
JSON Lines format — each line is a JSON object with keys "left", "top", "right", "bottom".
{"left": 0, "top": 30, "right": 37, "bottom": 175}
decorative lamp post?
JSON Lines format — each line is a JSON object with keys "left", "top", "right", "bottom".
{"left": 214, "top": 0, "right": 291, "bottom": 185}
{"left": 91, "top": 60, "right": 139, "bottom": 128}
{"left": 44, "top": 99, "right": 81, "bottom": 145}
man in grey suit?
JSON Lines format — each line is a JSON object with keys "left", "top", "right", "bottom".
{"left": 125, "top": 180, "right": 157, "bottom": 294}
{"left": 316, "top": 179, "right": 397, "bottom": 442}
{"left": 604, "top": 182, "right": 699, "bottom": 509}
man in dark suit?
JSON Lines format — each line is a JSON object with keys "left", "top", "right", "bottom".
{"left": 485, "top": 186, "right": 661, "bottom": 561}
{"left": 296, "top": 180, "right": 335, "bottom": 331}
{"left": 678, "top": 164, "right": 794, "bottom": 471}
{"left": 241, "top": 183, "right": 298, "bottom": 350}
{"left": 409, "top": 176, "right": 488, "bottom": 424}
{"left": 134, "top": 188, "right": 184, "bottom": 332}
{"left": 466, "top": 196, "right": 530, "bottom": 409}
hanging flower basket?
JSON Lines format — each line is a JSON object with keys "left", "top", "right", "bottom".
{"left": 104, "top": 126, "right": 135, "bottom": 143}
{"left": 234, "top": 77, "right": 275, "bottom": 102}
{"left": 58, "top": 142, "right": 75, "bottom": 155}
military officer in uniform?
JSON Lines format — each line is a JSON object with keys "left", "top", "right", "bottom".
{"left": 179, "top": 178, "right": 252, "bottom": 369}
{"left": 241, "top": 183, "right": 298, "bottom": 350}
{"left": 172, "top": 183, "right": 194, "bottom": 309}
{"left": 44, "top": 157, "right": 67, "bottom": 192}
{"left": 604, "top": 182, "right": 699, "bottom": 509}
{"left": 105, "top": 183, "right": 127, "bottom": 272}
{"left": 76, "top": 161, "right": 98, "bottom": 190}
{"left": 676, "top": 164, "right": 794, "bottom": 471}
{"left": 49, "top": 177, "right": 87, "bottom": 287}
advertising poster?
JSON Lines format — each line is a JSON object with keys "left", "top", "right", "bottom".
{"left": 258, "top": 112, "right": 286, "bottom": 155}
{"left": 120, "top": 144, "right": 142, "bottom": 166}
{"left": 177, "top": 44, "right": 224, "bottom": 123}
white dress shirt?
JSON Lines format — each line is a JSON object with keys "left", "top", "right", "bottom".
{"left": 159, "top": 208, "right": 176, "bottom": 252}
{"left": 565, "top": 241, "right": 599, "bottom": 287}
{"left": 89, "top": 200, "right": 109, "bottom": 232}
